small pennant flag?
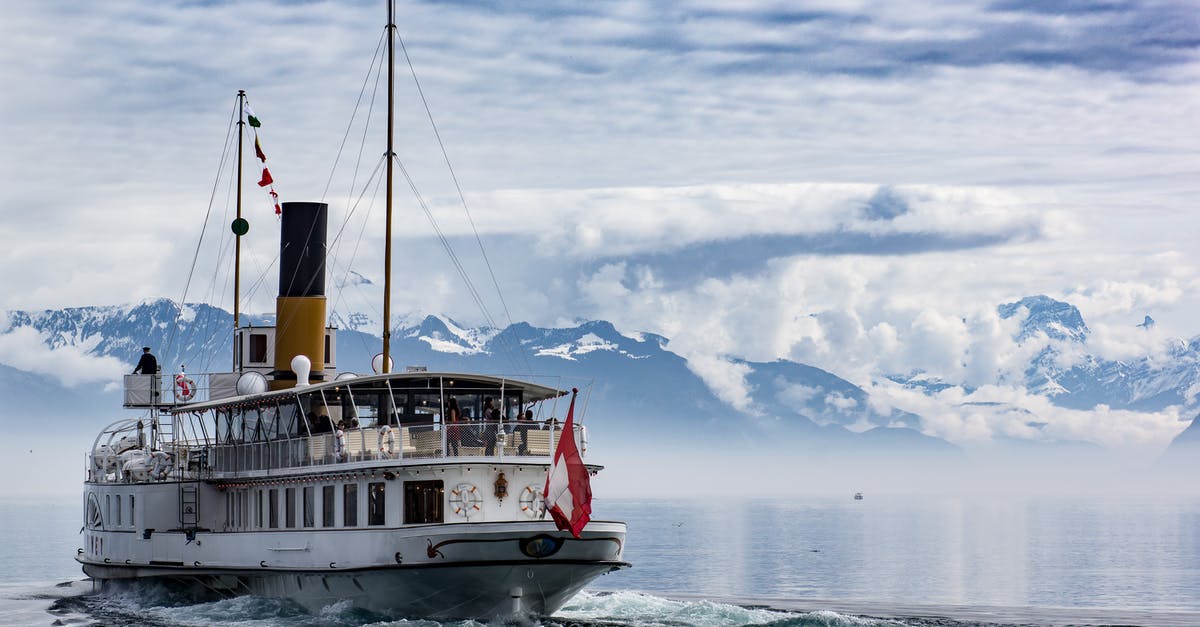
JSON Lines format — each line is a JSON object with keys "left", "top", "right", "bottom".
{"left": 258, "top": 167, "right": 274, "bottom": 187}
{"left": 254, "top": 135, "right": 267, "bottom": 162}
{"left": 269, "top": 188, "right": 281, "bottom": 215}
{"left": 244, "top": 103, "right": 261, "bottom": 128}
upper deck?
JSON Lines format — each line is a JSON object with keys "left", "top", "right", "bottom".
{"left": 90, "top": 371, "right": 588, "bottom": 485}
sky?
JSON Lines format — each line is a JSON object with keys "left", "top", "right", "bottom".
{"left": 2, "top": 0, "right": 1200, "bottom": 456}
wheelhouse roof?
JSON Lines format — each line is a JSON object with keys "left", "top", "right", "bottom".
{"left": 165, "top": 371, "right": 568, "bottom": 415}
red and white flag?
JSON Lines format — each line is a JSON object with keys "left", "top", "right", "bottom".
{"left": 543, "top": 388, "right": 591, "bottom": 538}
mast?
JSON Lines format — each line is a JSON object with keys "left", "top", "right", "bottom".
{"left": 382, "top": 0, "right": 395, "bottom": 374}
{"left": 234, "top": 89, "right": 246, "bottom": 369}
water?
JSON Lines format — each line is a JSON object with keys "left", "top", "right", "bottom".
{"left": 2, "top": 496, "right": 1198, "bottom": 626}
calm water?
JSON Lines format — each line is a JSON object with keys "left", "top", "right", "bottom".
{"left": 2, "top": 496, "right": 1198, "bottom": 626}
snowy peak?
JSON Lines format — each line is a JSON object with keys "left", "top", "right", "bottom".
{"left": 404, "top": 315, "right": 496, "bottom": 355}
{"left": 998, "top": 295, "right": 1089, "bottom": 343}
{"left": 497, "top": 320, "right": 664, "bottom": 362}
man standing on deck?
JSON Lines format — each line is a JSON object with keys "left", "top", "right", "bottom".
{"left": 133, "top": 347, "right": 158, "bottom": 375}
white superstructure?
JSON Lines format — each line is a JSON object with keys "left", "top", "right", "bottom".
{"left": 79, "top": 367, "right": 627, "bottom": 618}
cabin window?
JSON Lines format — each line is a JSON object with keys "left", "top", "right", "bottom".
{"left": 249, "top": 333, "right": 268, "bottom": 364}
{"left": 256, "top": 490, "right": 264, "bottom": 528}
{"left": 343, "top": 484, "right": 358, "bottom": 527}
{"left": 115, "top": 495, "right": 122, "bottom": 526}
{"left": 106, "top": 495, "right": 111, "bottom": 524}
{"left": 322, "top": 485, "right": 335, "bottom": 527}
{"left": 285, "top": 488, "right": 296, "bottom": 528}
{"left": 368, "top": 482, "right": 386, "bottom": 526}
{"left": 268, "top": 489, "right": 279, "bottom": 528}
{"left": 130, "top": 496, "right": 135, "bottom": 528}
{"left": 324, "top": 334, "right": 331, "bottom": 366}
{"left": 303, "top": 487, "right": 315, "bottom": 528}
{"left": 404, "top": 480, "right": 444, "bottom": 525}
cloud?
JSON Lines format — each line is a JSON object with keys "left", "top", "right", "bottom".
{"left": 866, "top": 379, "right": 1186, "bottom": 449}
{"left": 0, "top": 324, "right": 128, "bottom": 387}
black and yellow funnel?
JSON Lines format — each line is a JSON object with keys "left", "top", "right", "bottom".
{"left": 272, "top": 201, "right": 327, "bottom": 389}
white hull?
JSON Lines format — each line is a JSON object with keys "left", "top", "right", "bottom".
{"left": 79, "top": 520, "right": 627, "bottom": 619}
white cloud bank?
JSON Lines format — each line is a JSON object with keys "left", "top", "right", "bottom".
{"left": 0, "top": 321, "right": 127, "bottom": 387}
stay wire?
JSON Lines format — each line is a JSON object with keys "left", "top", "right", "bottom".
{"left": 392, "top": 154, "right": 525, "bottom": 375}
{"left": 164, "top": 96, "right": 240, "bottom": 367}
{"left": 322, "top": 28, "right": 387, "bottom": 203}
{"left": 329, "top": 155, "right": 388, "bottom": 330}
{"left": 396, "top": 31, "right": 533, "bottom": 376}
{"left": 328, "top": 43, "right": 387, "bottom": 323}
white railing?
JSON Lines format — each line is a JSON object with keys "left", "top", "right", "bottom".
{"left": 87, "top": 422, "right": 585, "bottom": 483}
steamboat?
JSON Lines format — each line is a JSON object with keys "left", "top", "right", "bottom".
{"left": 76, "top": 2, "right": 627, "bottom": 619}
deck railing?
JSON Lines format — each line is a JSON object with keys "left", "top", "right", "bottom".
{"left": 87, "top": 421, "right": 584, "bottom": 483}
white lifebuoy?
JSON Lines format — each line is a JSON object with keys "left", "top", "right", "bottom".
{"left": 448, "top": 483, "right": 482, "bottom": 518}
{"left": 174, "top": 374, "right": 196, "bottom": 402}
{"left": 378, "top": 425, "right": 396, "bottom": 457}
{"left": 518, "top": 485, "right": 545, "bottom": 519}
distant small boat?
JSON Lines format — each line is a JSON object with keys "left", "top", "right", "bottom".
{"left": 854, "top": 492, "right": 864, "bottom": 500}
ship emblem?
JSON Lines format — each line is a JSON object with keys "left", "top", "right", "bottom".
{"left": 519, "top": 534, "right": 564, "bottom": 559}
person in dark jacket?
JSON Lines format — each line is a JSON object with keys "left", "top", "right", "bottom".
{"left": 133, "top": 347, "right": 158, "bottom": 375}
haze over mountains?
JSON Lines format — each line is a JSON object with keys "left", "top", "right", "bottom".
{"left": 2, "top": 294, "right": 1198, "bottom": 471}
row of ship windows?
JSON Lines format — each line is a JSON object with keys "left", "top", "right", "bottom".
{"left": 104, "top": 494, "right": 134, "bottom": 528}
{"left": 225, "top": 480, "right": 444, "bottom": 530}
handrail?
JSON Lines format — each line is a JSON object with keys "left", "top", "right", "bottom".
{"left": 84, "top": 421, "right": 583, "bottom": 484}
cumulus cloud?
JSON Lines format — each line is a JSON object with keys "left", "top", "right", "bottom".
{"left": 0, "top": 326, "right": 128, "bottom": 387}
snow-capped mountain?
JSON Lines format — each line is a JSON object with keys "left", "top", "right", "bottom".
{"left": 1, "top": 300, "right": 952, "bottom": 455}
{"left": 999, "top": 295, "right": 1200, "bottom": 411}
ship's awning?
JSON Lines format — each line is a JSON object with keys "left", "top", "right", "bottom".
{"left": 165, "top": 371, "right": 568, "bottom": 414}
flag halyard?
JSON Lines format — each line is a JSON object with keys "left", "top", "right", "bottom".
{"left": 542, "top": 388, "right": 592, "bottom": 538}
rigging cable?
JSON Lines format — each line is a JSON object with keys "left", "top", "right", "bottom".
{"left": 164, "top": 96, "right": 240, "bottom": 366}
{"left": 396, "top": 31, "right": 533, "bottom": 375}
{"left": 392, "top": 154, "right": 525, "bottom": 375}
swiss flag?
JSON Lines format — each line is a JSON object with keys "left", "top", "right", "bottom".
{"left": 543, "top": 388, "right": 591, "bottom": 537}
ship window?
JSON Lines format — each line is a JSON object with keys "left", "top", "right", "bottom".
{"left": 250, "top": 333, "right": 268, "bottom": 364}
{"left": 285, "top": 488, "right": 296, "bottom": 528}
{"left": 322, "top": 485, "right": 335, "bottom": 527}
{"left": 106, "top": 495, "right": 111, "bottom": 524}
{"left": 256, "top": 490, "right": 264, "bottom": 528}
{"left": 303, "top": 487, "right": 315, "bottom": 528}
{"left": 404, "top": 480, "right": 443, "bottom": 525}
{"left": 324, "top": 334, "right": 331, "bottom": 366}
{"left": 344, "top": 484, "right": 358, "bottom": 527}
{"left": 130, "top": 495, "right": 135, "bottom": 527}
{"left": 115, "top": 495, "right": 122, "bottom": 526}
{"left": 368, "top": 482, "right": 386, "bottom": 526}
{"left": 269, "top": 489, "right": 279, "bottom": 528}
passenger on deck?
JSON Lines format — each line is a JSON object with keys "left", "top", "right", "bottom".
{"left": 132, "top": 347, "right": 158, "bottom": 375}
{"left": 446, "top": 398, "right": 462, "bottom": 455}
{"left": 516, "top": 409, "right": 535, "bottom": 455}
{"left": 483, "top": 397, "right": 498, "bottom": 455}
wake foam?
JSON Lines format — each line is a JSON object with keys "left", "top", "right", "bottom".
{"left": 37, "top": 582, "right": 910, "bottom": 627}
{"left": 552, "top": 591, "right": 907, "bottom": 626}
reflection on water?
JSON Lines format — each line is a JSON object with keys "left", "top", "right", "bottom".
{"left": 590, "top": 496, "right": 1200, "bottom": 612}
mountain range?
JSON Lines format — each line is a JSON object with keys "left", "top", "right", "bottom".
{"left": 3, "top": 295, "right": 1198, "bottom": 462}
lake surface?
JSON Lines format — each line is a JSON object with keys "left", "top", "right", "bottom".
{"left": 2, "top": 495, "right": 1198, "bottom": 626}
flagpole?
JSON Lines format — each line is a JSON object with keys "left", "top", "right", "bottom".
{"left": 234, "top": 89, "right": 245, "bottom": 370}
{"left": 381, "top": 0, "right": 395, "bottom": 374}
